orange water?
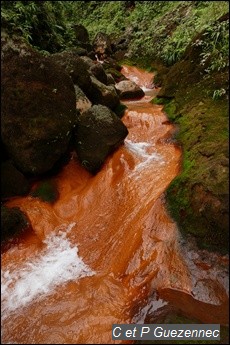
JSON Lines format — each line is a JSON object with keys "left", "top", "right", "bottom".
{"left": 1, "top": 66, "right": 228, "bottom": 344}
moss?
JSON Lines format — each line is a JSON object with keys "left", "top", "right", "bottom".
{"left": 113, "top": 102, "right": 127, "bottom": 118}
{"left": 30, "top": 180, "right": 59, "bottom": 203}
{"left": 164, "top": 76, "right": 228, "bottom": 252}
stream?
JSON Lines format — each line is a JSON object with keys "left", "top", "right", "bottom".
{"left": 1, "top": 65, "right": 228, "bottom": 344}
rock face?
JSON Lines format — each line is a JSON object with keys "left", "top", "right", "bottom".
{"left": 1, "top": 161, "right": 31, "bottom": 199}
{"left": 89, "top": 76, "right": 120, "bottom": 109}
{"left": 1, "top": 32, "right": 77, "bottom": 175}
{"left": 74, "top": 105, "right": 128, "bottom": 173}
{"left": 155, "top": 19, "right": 229, "bottom": 252}
{"left": 115, "top": 80, "right": 145, "bottom": 99}
{"left": 48, "top": 52, "right": 93, "bottom": 93}
{"left": 89, "top": 63, "right": 108, "bottom": 85}
{"left": 72, "top": 24, "right": 93, "bottom": 53}
{"left": 48, "top": 53, "right": 121, "bottom": 110}
{"left": 1, "top": 205, "right": 29, "bottom": 241}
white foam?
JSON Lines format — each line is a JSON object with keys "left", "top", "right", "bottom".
{"left": 1, "top": 223, "right": 95, "bottom": 318}
{"left": 125, "top": 139, "right": 164, "bottom": 171}
{"left": 141, "top": 86, "right": 154, "bottom": 92}
{"left": 132, "top": 296, "right": 168, "bottom": 323}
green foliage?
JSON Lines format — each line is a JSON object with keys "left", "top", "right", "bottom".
{"left": 212, "top": 88, "right": 227, "bottom": 100}
{"left": 113, "top": 103, "right": 127, "bottom": 118}
{"left": 1, "top": 1, "right": 228, "bottom": 70}
{"left": 1, "top": 1, "right": 76, "bottom": 53}
{"left": 31, "top": 180, "right": 59, "bottom": 203}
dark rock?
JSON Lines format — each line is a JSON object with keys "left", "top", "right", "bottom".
{"left": 48, "top": 53, "right": 118, "bottom": 110}
{"left": 103, "top": 57, "right": 122, "bottom": 71}
{"left": 103, "top": 67, "right": 127, "bottom": 83}
{"left": 78, "top": 56, "right": 111, "bottom": 85}
{"left": 78, "top": 55, "right": 95, "bottom": 69}
{"left": 74, "top": 105, "right": 128, "bottom": 173}
{"left": 74, "top": 85, "right": 92, "bottom": 114}
{"left": 87, "top": 51, "right": 97, "bottom": 60}
{"left": 72, "top": 47, "right": 88, "bottom": 56}
{"left": 90, "top": 63, "right": 108, "bottom": 85}
{"left": 48, "top": 52, "right": 92, "bottom": 92}
{"left": 1, "top": 205, "right": 29, "bottom": 241}
{"left": 72, "top": 24, "right": 90, "bottom": 43}
{"left": 1, "top": 161, "right": 31, "bottom": 199}
{"left": 1, "top": 32, "right": 77, "bottom": 175}
{"left": 106, "top": 73, "right": 116, "bottom": 85}
{"left": 89, "top": 76, "right": 120, "bottom": 109}
{"left": 115, "top": 80, "right": 145, "bottom": 99}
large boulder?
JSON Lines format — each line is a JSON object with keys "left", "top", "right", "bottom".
{"left": 72, "top": 24, "right": 93, "bottom": 52}
{"left": 115, "top": 80, "right": 145, "bottom": 99}
{"left": 48, "top": 52, "right": 92, "bottom": 93}
{"left": 1, "top": 32, "right": 77, "bottom": 175}
{"left": 76, "top": 56, "right": 108, "bottom": 85}
{"left": 1, "top": 161, "right": 31, "bottom": 199}
{"left": 74, "top": 85, "right": 92, "bottom": 114}
{"left": 89, "top": 76, "right": 120, "bottom": 109}
{"left": 1, "top": 205, "right": 29, "bottom": 242}
{"left": 74, "top": 105, "right": 128, "bottom": 173}
{"left": 72, "top": 24, "right": 90, "bottom": 43}
{"left": 48, "top": 53, "right": 119, "bottom": 110}
{"left": 90, "top": 63, "right": 108, "bottom": 85}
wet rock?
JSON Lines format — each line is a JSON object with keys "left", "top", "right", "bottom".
{"left": 1, "top": 161, "right": 31, "bottom": 199}
{"left": 48, "top": 52, "right": 92, "bottom": 92}
{"left": 72, "top": 24, "right": 90, "bottom": 43}
{"left": 74, "top": 105, "right": 128, "bottom": 173}
{"left": 73, "top": 47, "right": 88, "bottom": 56}
{"left": 1, "top": 32, "right": 76, "bottom": 175}
{"left": 89, "top": 63, "right": 108, "bottom": 85}
{"left": 74, "top": 85, "right": 92, "bottom": 114}
{"left": 1, "top": 205, "right": 29, "bottom": 241}
{"left": 106, "top": 73, "right": 116, "bottom": 85}
{"left": 89, "top": 76, "right": 120, "bottom": 109}
{"left": 115, "top": 80, "right": 145, "bottom": 99}
{"left": 78, "top": 56, "right": 108, "bottom": 84}
{"left": 71, "top": 24, "right": 93, "bottom": 52}
{"left": 103, "top": 57, "right": 122, "bottom": 72}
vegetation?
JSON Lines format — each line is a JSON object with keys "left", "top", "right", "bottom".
{"left": 1, "top": 1, "right": 76, "bottom": 53}
{"left": 1, "top": 2, "right": 229, "bottom": 67}
{"left": 30, "top": 180, "right": 59, "bottom": 203}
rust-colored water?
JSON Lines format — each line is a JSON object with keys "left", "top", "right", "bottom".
{"left": 1, "top": 66, "right": 228, "bottom": 344}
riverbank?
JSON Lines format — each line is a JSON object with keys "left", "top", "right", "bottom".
{"left": 151, "top": 48, "right": 229, "bottom": 253}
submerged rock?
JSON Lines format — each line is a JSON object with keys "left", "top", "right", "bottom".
{"left": 1, "top": 205, "right": 29, "bottom": 241}
{"left": 74, "top": 105, "right": 128, "bottom": 173}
